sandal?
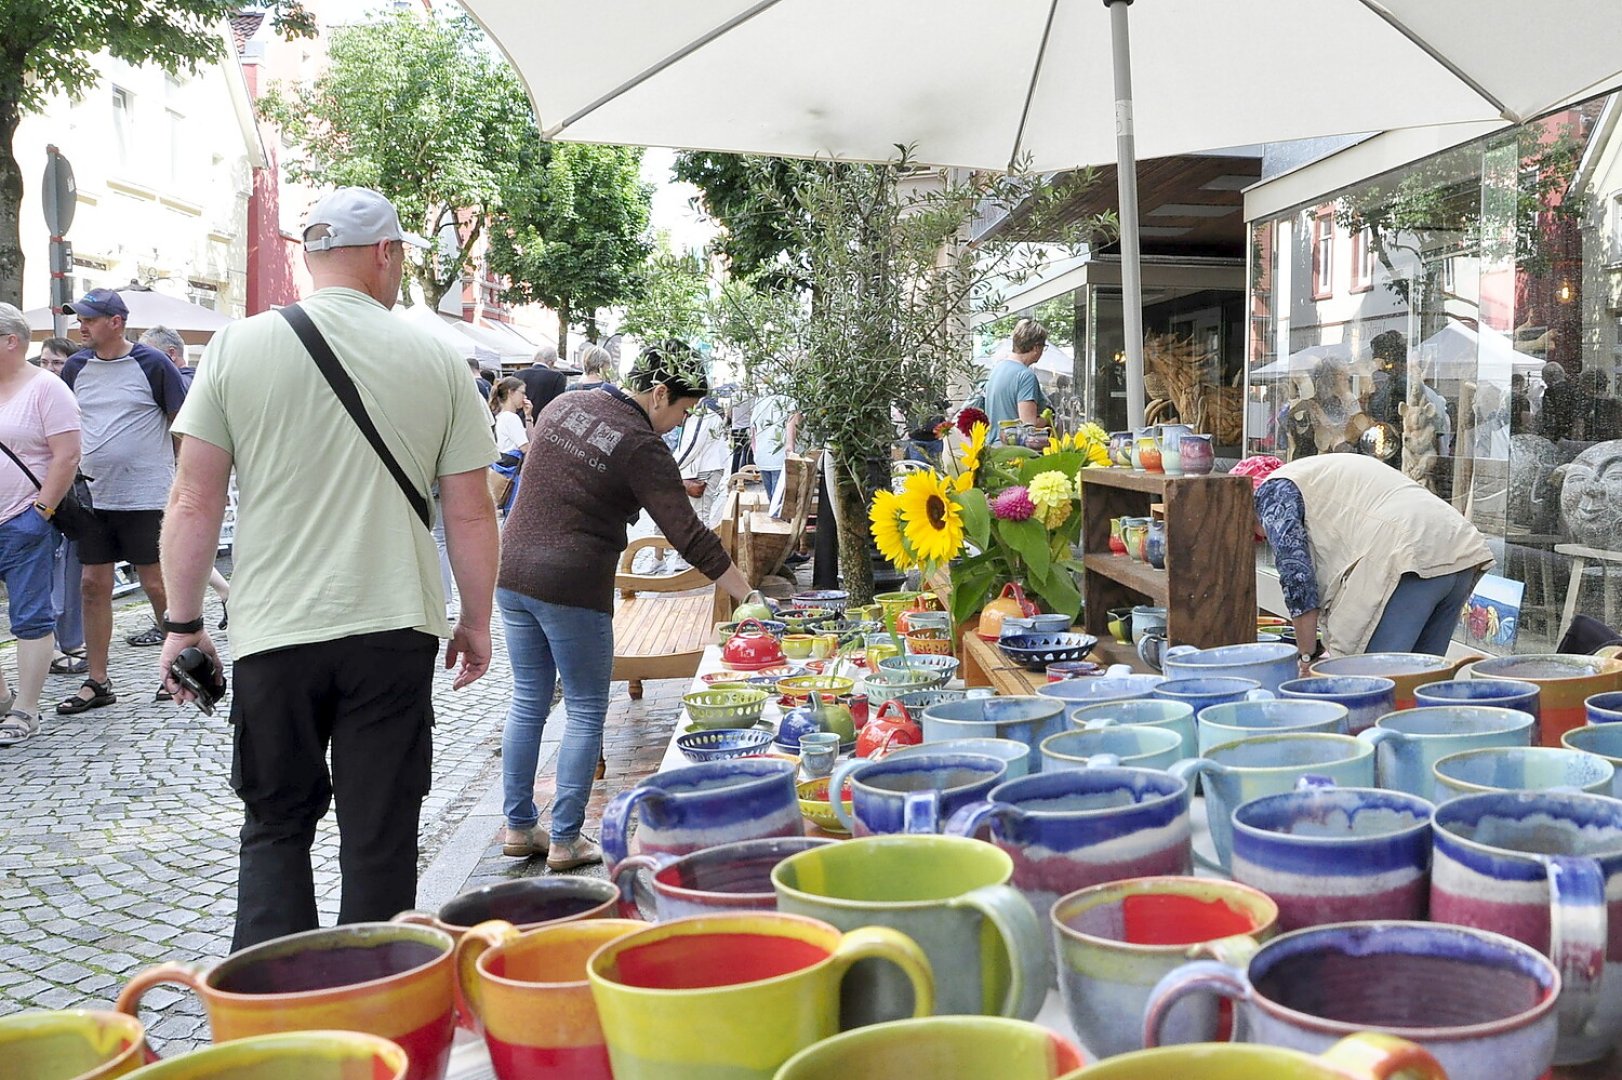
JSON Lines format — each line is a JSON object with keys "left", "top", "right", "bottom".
{"left": 57, "top": 677, "right": 116, "bottom": 715}
{"left": 0, "top": 710, "right": 40, "bottom": 747}
{"left": 50, "top": 655, "right": 89, "bottom": 675}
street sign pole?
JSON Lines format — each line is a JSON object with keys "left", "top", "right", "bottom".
{"left": 42, "top": 146, "right": 77, "bottom": 339}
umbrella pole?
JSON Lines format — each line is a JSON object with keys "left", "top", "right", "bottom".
{"left": 1106, "top": 0, "right": 1146, "bottom": 430}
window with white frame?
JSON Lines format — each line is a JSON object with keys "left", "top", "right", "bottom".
{"left": 1611, "top": 193, "right": 1622, "bottom": 265}
{"left": 1312, "top": 212, "right": 1334, "bottom": 299}
{"left": 111, "top": 87, "right": 133, "bottom": 167}
{"left": 1349, "top": 227, "right": 1374, "bottom": 291}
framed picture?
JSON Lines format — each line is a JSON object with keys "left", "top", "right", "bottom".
{"left": 1459, "top": 573, "right": 1525, "bottom": 654}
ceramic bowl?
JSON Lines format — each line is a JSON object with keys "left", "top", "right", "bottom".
{"left": 777, "top": 675, "right": 856, "bottom": 705}
{"left": 682, "top": 688, "right": 769, "bottom": 728}
{"left": 791, "top": 590, "right": 850, "bottom": 611}
{"left": 998, "top": 632, "right": 1098, "bottom": 671}
{"left": 715, "top": 619, "right": 786, "bottom": 643}
{"left": 878, "top": 654, "right": 961, "bottom": 682}
{"left": 675, "top": 727, "right": 776, "bottom": 763}
{"left": 796, "top": 776, "right": 853, "bottom": 835}
{"left": 895, "top": 688, "right": 970, "bottom": 713}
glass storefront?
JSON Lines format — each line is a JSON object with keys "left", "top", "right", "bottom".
{"left": 1245, "top": 95, "right": 1622, "bottom": 652}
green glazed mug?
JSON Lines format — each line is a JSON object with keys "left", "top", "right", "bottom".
{"left": 772, "top": 1016, "right": 1084, "bottom": 1079}
{"left": 1071, "top": 1033, "right": 1445, "bottom": 1079}
{"left": 587, "top": 912, "right": 932, "bottom": 1080}
{"left": 122, "top": 1031, "right": 408, "bottom": 1080}
{"left": 772, "top": 834, "right": 1046, "bottom": 1020}
{"left": 0, "top": 1010, "right": 150, "bottom": 1080}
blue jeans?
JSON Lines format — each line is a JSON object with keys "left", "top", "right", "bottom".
{"left": 1366, "top": 570, "right": 1478, "bottom": 655}
{"left": 53, "top": 535, "right": 84, "bottom": 651}
{"left": 760, "top": 468, "right": 781, "bottom": 499}
{"left": 0, "top": 507, "right": 60, "bottom": 640}
{"left": 498, "top": 588, "right": 614, "bottom": 842}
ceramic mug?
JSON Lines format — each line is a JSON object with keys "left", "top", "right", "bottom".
{"left": 120, "top": 1032, "right": 408, "bottom": 1080}
{"left": 1230, "top": 781, "right": 1433, "bottom": 931}
{"left": 1413, "top": 678, "right": 1541, "bottom": 732}
{"left": 1430, "top": 790, "right": 1622, "bottom": 1064}
{"left": 1071, "top": 699, "right": 1198, "bottom": 761}
{"left": 1430, "top": 744, "right": 1613, "bottom": 799}
{"left": 1171, "top": 733, "right": 1375, "bottom": 871}
{"left": 1039, "top": 674, "right": 1167, "bottom": 716}
{"left": 1195, "top": 699, "right": 1349, "bottom": 756}
{"left": 1562, "top": 724, "right": 1622, "bottom": 798}
{"left": 884, "top": 736, "right": 1032, "bottom": 779}
{"left": 0, "top": 1009, "right": 149, "bottom": 1080}
{"left": 773, "top": 1016, "right": 1083, "bottom": 1078}
{"left": 919, "top": 695, "right": 1068, "bottom": 777}
{"left": 1152, "top": 677, "right": 1271, "bottom": 715}
{"left": 772, "top": 834, "right": 1046, "bottom": 1020}
{"left": 829, "top": 752, "right": 1007, "bottom": 835}
{"left": 1354, "top": 705, "right": 1536, "bottom": 799}
{"left": 611, "top": 836, "right": 833, "bottom": 920}
{"left": 1050, "top": 876, "right": 1278, "bottom": 1060}
{"left": 1142, "top": 921, "right": 1557, "bottom": 1079}
{"left": 1470, "top": 654, "right": 1622, "bottom": 748}
{"left": 1309, "top": 652, "right": 1477, "bottom": 711}
{"left": 586, "top": 912, "right": 932, "bottom": 1080}
{"left": 1039, "top": 726, "right": 1183, "bottom": 771}
{"left": 1161, "top": 641, "right": 1297, "bottom": 695}
{"left": 116, "top": 923, "right": 456, "bottom": 1080}
{"left": 601, "top": 758, "right": 802, "bottom": 865}
{"left": 454, "top": 918, "right": 644, "bottom": 1080}
{"left": 948, "top": 767, "right": 1193, "bottom": 975}
{"left": 1277, "top": 676, "right": 1396, "bottom": 736}
{"left": 781, "top": 634, "right": 815, "bottom": 659}
{"left": 1079, "top": 1034, "right": 1444, "bottom": 1079}
{"left": 1589, "top": 691, "right": 1622, "bottom": 725}
{"left": 395, "top": 877, "right": 618, "bottom": 937}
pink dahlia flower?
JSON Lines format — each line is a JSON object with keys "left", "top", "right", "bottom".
{"left": 993, "top": 485, "right": 1036, "bottom": 522}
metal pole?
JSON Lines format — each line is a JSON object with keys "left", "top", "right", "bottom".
{"left": 1106, "top": 0, "right": 1146, "bottom": 429}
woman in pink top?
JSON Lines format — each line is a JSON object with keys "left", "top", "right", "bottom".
{"left": 0, "top": 304, "right": 82, "bottom": 745}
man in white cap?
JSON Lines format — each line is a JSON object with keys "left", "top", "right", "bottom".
{"left": 158, "top": 187, "right": 499, "bottom": 948}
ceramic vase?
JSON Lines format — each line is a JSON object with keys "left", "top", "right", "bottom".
{"left": 1121, "top": 519, "right": 1149, "bottom": 564}
{"left": 1108, "top": 517, "right": 1127, "bottom": 556}
{"left": 1145, "top": 520, "right": 1166, "bottom": 569}
{"left": 1136, "top": 434, "right": 1163, "bottom": 474}
{"left": 1158, "top": 424, "right": 1193, "bottom": 478}
{"left": 1178, "top": 433, "right": 1215, "bottom": 475}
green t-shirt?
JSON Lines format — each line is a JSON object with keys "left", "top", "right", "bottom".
{"left": 174, "top": 287, "right": 498, "bottom": 658}
{"left": 983, "top": 358, "right": 1047, "bottom": 432}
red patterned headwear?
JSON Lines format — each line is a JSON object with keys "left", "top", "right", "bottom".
{"left": 1231, "top": 455, "right": 1285, "bottom": 491}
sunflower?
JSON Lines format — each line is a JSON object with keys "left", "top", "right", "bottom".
{"left": 898, "top": 470, "right": 966, "bottom": 566}
{"left": 959, "top": 421, "right": 989, "bottom": 479}
{"left": 869, "top": 489, "right": 915, "bottom": 570}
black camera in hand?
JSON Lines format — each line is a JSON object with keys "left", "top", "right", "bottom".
{"left": 170, "top": 647, "right": 227, "bottom": 715}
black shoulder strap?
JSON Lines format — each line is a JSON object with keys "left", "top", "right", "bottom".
{"left": 277, "top": 304, "right": 431, "bottom": 529}
{"left": 0, "top": 440, "right": 42, "bottom": 490}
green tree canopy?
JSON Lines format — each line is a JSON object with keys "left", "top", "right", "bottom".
{"left": 484, "top": 135, "right": 652, "bottom": 363}
{"left": 673, "top": 151, "right": 820, "bottom": 291}
{"left": 259, "top": 12, "right": 528, "bottom": 308}
{"left": 617, "top": 237, "right": 711, "bottom": 347}
{"left": 0, "top": 0, "right": 314, "bottom": 304}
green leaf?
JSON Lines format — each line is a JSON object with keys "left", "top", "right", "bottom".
{"left": 950, "top": 563, "right": 1001, "bottom": 628}
{"left": 1029, "top": 563, "right": 1083, "bottom": 620}
{"left": 1000, "top": 517, "right": 1050, "bottom": 580}
{"left": 955, "top": 488, "right": 991, "bottom": 550}
{"left": 1019, "top": 450, "right": 1084, "bottom": 484}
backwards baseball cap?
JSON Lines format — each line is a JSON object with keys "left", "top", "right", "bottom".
{"left": 302, "top": 187, "right": 429, "bottom": 252}
{"left": 62, "top": 287, "right": 129, "bottom": 319}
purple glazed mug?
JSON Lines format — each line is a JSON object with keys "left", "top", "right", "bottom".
{"left": 601, "top": 759, "right": 802, "bottom": 866}
{"left": 1143, "top": 920, "right": 1559, "bottom": 1079}
{"left": 829, "top": 752, "right": 1007, "bottom": 836}
{"left": 610, "top": 836, "right": 834, "bottom": 921}
{"left": 1229, "top": 779, "right": 1433, "bottom": 931}
{"left": 1430, "top": 790, "right": 1622, "bottom": 1065}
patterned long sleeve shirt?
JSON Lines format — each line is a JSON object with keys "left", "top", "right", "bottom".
{"left": 1255, "top": 477, "right": 1320, "bottom": 617}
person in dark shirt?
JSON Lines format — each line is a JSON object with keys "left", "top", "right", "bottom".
{"left": 1537, "top": 362, "right": 1588, "bottom": 441}
{"left": 516, "top": 344, "right": 567, "bottom": 419}
{"left": 494, "top": 341, "right": 751, "bottom": 871}
{"left": 1509, "top": 373, "right": 1531, "bottom": 435}
{"left": 466, "top": 357, "right": 491, "bottom": 400}
{"left": 1578, "top": 369, "right": 1621, "bottom": 442}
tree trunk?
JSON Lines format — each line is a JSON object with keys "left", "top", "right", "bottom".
{"left": 0, "top": 97, "right": 25, "bottom": 307}
{"left": 555, "top": 296, "right": 571, "bottom": 365}
{"left": 832, "top": 459, "right": 875, "bottom": 605}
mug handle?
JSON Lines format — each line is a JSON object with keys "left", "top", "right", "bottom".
{"left": 1547, "top": 854, "right": 1607, "bottom": 1035}
{"left": 611, "top": 852, "right": 679, "bottom": 919}
{"left": 902, "top": 790, "right": 940, "bottom": 834}
{"left": 826, "top": 925, "right": 935, "bottom": 1023}
{"left": 1316, "top": 1032, "right": 1449, "bottom": 1079}
{"left": 602, "top": 786, "right": 662, "bottom": 866}
{"left": 1141, "top": 958, "right": 1251, "bottom": 1048}
{"left": 942, "top": 799, "right": 1016, "bottom": 839}
{"left": 1104, "top": 664, "right": 1132, "bottom": 677}
{"left": 453, "top": 920, "right": 520, "bottom": 1035}
{"left": 1169, "top": 758, "right": 1224, "bottom": 872}
{"left": 1244, "top": 689, "right": 1274, "bottom": 701}
{"left": 116, "top": 962, "right": 208, "bottom": 1042}
{"left": 947, "top": 884, "right": 1047, "bottom": 1020}
{"left": 829, "top": 758, "right": 866, "bottom": 833}
{"left": 1162, "top": 646, "right": 1197, "bottom": 664}
{"left": 391, "top": 909, "right": 437, "bottom": 928}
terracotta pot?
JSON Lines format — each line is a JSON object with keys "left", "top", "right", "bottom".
{"left": 978, "top": 582, "right": 1039, "bottom": 641}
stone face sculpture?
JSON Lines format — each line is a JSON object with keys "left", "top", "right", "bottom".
{"left": 1508, "top": 434, "right": 1561, "bottom": 534}
{"left": 1557, "top": 438, "right": 1622, "bottom": 550}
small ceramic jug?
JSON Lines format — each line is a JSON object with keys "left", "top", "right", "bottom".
{"left": 1158, "top": 423, "right": 1193, "bottom": 477}
{"left": 1178, "top": 433, "right": 1215, "bottom": 475}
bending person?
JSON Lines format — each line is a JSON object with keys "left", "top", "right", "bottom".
{"left": 496, "top": 340, "right": 751, "bottom": 870}
{"left": 1249, "top": 454, "right": 1493, "bottom": 669}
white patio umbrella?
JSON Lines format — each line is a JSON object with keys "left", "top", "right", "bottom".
{"left": 459, "top": 0, "right": 1622, "bottom": 426}
{"left": 1249, "top": 343, "right": 1375, "bottom": 383}
{"left": 26, "top": 284, "right": 234, "bottom": 345}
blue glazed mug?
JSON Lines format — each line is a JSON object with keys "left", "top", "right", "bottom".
{"left": 885, "top": 737, "right": 1032, "bottom": 779}
{"left": 1170, "top": 733, "right": 1375, "bottom": 871}
{"left": 1414, "top": 678, "right": 1541, "bottom": 734}
{"left": 1071, "top": 699, "right": 1198, "bottom": 762}
{"left": 1431, "top": 745, "right": 1613, "bottom": 800}
{"left": 1152, "top": 677, "right": 1272, "bottom": 715}
{"left": 601, "top": 759, "right": 802, "bottom": 866}
{"left": 1277, "top": 676, "right": 1396, "bottom": 736}
{"left": 1039, "top": 726, "right": 1183, "bottom": 772}
{"left": 1142, "top": 920, "right": 1559, "bottom": 1079}
{"left": 1589, "top": 691, "right": 1622, "bottom": 726}
{"left": 1195, "top": 699, "right": 1349, "bottom": 757}
{"left": 1562, "top": 724, "right": 1622, "bottom": 798}
{"left": 1160, "top": 642, "right": 1297, "bottom": 695}
{"left": 1431, "top": 791, "right": 1622, "bottom": 1065}
{"left": 919, "top": 696, "right": 1068, "bottom": 777}
{"left": 1229, "top": 780, "right": 1433, "bottom": 931}
{"left": 1355, "top": 706, "right": 1536, "bottom": 799}
{"left": 828, "top": 752, "right": 1007, "bottom": 836}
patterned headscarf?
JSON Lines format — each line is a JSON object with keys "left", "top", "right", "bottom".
{"left": 1231, "top": 454, "right": 1285, "bottom": 491}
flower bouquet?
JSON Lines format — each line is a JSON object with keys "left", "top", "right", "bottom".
{"left": 869, "top": 409, "right": 1110, "bottom": 630}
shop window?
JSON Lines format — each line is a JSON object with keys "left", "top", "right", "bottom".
{"left": 111, "top": 87, "right": 133, "bottom": 167}
{"left": 1311, "top": 212, "right": 1334, "bottom": 299}
{"left": 1349, "top": 228, "right": 1374, "bottom": 292}
{"left": 1611, "top": 192, "right": 1622, "bottom": 266}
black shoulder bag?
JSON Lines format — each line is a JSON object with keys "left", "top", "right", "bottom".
{"left": 277, "top": 304, "right": 432, "bottom": 529}
{"left": 0, "top": 440, "right": 94, "bottom": 541}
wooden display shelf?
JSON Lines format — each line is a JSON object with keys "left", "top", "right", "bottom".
{"left": 1080, "top": 467, "right": 1255, "bottom": 650}
{"left": 958, "top": 619, "right": 1150, "bottom": 696}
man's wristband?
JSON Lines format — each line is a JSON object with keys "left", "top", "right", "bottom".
{"left": 161, "top": 612, "right": 206, "bottom": 635}
{"left": 33, "top": 501, "right": 53, "bottom": 519}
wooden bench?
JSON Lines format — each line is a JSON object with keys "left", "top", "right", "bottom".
{"left": 610, "top": 494, "right": 739, "bottom": 699}
{"left": 738, "top": 452, "right": 819, "bottom": 586}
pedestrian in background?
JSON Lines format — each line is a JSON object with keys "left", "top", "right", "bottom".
{"left": 159, "top": 187, "right": 499, "bottom": 948}
{"left": 751, "top": 389, "right": 799, "bottom": 502}
{"left": 675, "top": 394, "right": 730, "bottom": 527}
{"left": 37, "top": 337, "right": 85, "bottom": 676}
{"left": 0, "top": 305, "right": 81, "bottom": 746}
{"left": 517, "top": 343, "right": 566, "bottom": 419}
{"left": 58, "top": 289, "right": 187, "bottom": 713}
{"left": 984, "top": 318, "right": 1050, "bottom": 434}
{"left": 568, "top": 343, "right": 615, "bottom": 390}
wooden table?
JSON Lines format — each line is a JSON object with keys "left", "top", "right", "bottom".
{"left": 958, "top": 617, "right": 1151, "bottom": 695}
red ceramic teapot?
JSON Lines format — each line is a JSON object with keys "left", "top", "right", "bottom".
{"left": 721, "top": 618, "right": 787, "bottom": 670}
{"left": 856, "top": 700, "right": 923, "bottom": 758}
{"left": 977, "top": 582, "right": 1040, "bottom": 641}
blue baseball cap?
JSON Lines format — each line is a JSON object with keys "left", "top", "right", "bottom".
{"left": 63, "top": 288, "right": 129, "bottom": 319}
